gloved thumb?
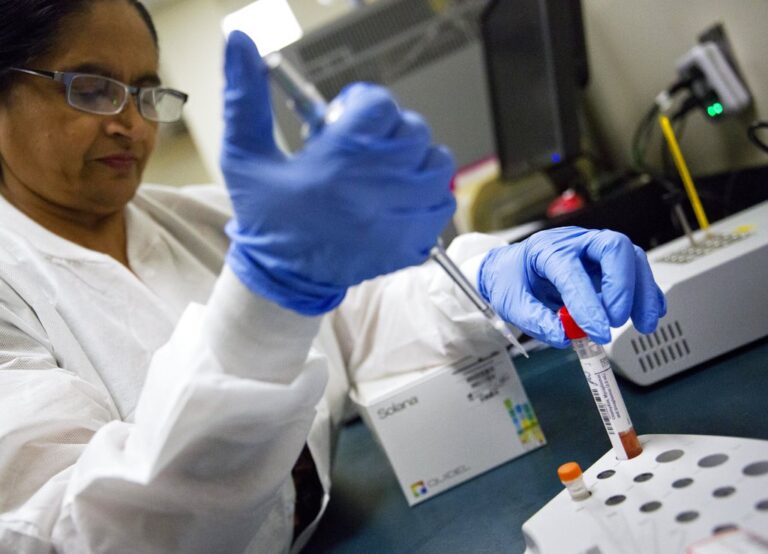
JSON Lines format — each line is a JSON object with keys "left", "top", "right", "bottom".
{"left": 223, "top": 30, "right": 278, "bottom": 156}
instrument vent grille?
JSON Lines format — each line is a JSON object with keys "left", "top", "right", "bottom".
{"left": 631, "top": 321, "right": 690, "bottom": 373}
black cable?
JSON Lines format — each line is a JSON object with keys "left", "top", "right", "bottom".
{"left": 747, "top": 120, "right": 768, "bottom": 154}
{"left": 630, "top": 77, "right": 694, "bottom": 173}
{"left": 671, "top": 95, "right": 700, "bottom": 122}
{"left": 631, "top": 103, "right": 659, "bottom": 171}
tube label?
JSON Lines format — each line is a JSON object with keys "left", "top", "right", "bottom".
{"left": 579, "top": 354, "right": 633, "bottom": 450}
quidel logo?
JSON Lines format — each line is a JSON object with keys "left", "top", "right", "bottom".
{"left": 427, "top": 464, "right": 470, "bottom": 488}
{"left": 410, "top": 480, "right": 427, "bottom": 498}
{"left": 377, "top": 396, "right": 419, "bottom": 419}
{"left": 411, "top": 465, "right": 470, "bottom": 498}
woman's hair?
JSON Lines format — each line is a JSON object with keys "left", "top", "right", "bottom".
{"left": 0, "top": 0, "right": 158, "bottom": 96}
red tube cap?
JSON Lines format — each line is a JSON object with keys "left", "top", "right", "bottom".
{"left": 558, "top": 306, "right": 587, "bottom": 340}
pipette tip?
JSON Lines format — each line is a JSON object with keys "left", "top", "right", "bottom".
{"left": 491, "top": 316, "right": 529, "bottom": 358}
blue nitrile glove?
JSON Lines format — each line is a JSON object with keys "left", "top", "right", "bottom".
{"left": 221, "top": 31, "right": 456, "bottom": 315}
{"left": 478, "top": 227, "right": 667, "bottom": 348}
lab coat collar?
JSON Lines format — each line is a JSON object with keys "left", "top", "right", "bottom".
{"left": 0, "top": 191, "right": 153, "bottom": 264}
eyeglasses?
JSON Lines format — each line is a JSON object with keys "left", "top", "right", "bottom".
{"left": 9, "top": 67, "right": 188, "bottom": 123}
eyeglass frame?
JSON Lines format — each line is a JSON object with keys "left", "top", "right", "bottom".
{"left": 8, "top": 67, "right": 188, "bottom": 123}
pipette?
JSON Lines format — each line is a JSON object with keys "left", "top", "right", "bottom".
{"left": 430, "top": 239, "right": 527, "bottom": 356}
{"left": 264, "top": 52, "right": 327, "bottom": 135}
{"left": 265, "top": 52, "right": 527, "bottom": 356}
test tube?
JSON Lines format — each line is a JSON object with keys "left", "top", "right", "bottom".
{"left": 557, "top": 462, "right": 590, "bottom": 501}
{"left": 558, "top": 307, "right": 642, "bottom": 460}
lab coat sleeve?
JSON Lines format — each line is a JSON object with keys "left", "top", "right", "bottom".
{"left": 0, "top": 267, "right": 327, "bottom": 553}
{"left": 332, "top": 232, "right": 513, "bottom": 383}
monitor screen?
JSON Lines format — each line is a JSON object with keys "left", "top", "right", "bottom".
{"left": 481, "top": 0, "right": 588, "bottom": 180}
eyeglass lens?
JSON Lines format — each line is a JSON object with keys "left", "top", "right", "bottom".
{"left": 67, "top": 74, "right": 184, "bottom": 122}
{"left": 68, "top": 75, "right": 124, "bottom": 114}
{"left": 139, "top": 88, "right": 186, "bottom": 123}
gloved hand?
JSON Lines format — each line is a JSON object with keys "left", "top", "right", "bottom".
{"left": 478, "top": 227, "right": 666, "bottom": 348}
{"left": 221, "top": 31, "right": 456, "bottom": 315}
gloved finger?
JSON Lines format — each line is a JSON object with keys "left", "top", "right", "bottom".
{"left": 369, "top": 144, "right": 454, "bottom": 210}
{"left": 542, "top": 257, "right": 611, "bottom": 343}
{"left": 419, "top": 144, "right": 456, "bottom": 175}
{"left": 388, "top": 110, "right": 432, "bottom": 168}
{"left": 630, "top": 245, "right": 666, "bottom": 333}
{"left": 392, "top": 110, "right": 431, "bottom": 143}
{"left": 347, "top": 110, "right": 433, "bottom": 170}
{"left": 223, "top": 31, "right": 277, "bottom": 156}
{"left": 393, "top": 145, "right": 456, "bottom": 209}
{"left": 583, "top": 230, "right": 636, "bottom": 327}
{"left": 327, "top": 83, "right": 401, "bottom": 139}
{"left": 528, "top": 278, "right": 564, "bottom": 313}
{"left": 509, "top": 292, "right": 569, "bottom": 348}
{"left": 384, "top": 196, "right": 458, "bottom": 264}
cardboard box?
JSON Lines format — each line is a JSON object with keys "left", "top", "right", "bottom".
{"left": 351, "top": 350, "right": 545, "bottom": 506}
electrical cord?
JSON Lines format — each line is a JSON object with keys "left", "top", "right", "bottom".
{"left": 747, "top": 120, "right": 768, "bottom": 154}
{"left": 631, "top": 102, "right": 659, "bottom": 172}
{"left": 631, "top": 78, "right": 694, "bottom": 173}
{"left": 629, "top": 80, "right": 704, "bottom": 208}
{"left": 630, "top": 78, "right": 762, "bottom": 227}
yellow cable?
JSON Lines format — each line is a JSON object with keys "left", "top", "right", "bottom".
{"left": 659, "top": 114, "right": 710, "bottom": 230}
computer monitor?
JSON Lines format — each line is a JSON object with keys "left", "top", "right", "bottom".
{"left": 481, "top": 0, "right": 589, "bottom": 180}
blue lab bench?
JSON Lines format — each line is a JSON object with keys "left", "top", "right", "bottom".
{"left": 305, "top": 336, "right": 768, "bottom": 553}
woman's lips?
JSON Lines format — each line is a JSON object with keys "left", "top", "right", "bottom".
{"left": 97, "top": 155, "right": 138, "bottom": 171}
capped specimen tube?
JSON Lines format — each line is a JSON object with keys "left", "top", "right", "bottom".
{"left": 559, "top": 307, "right": 642, "bottom": 460}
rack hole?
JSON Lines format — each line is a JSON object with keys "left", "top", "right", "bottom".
{"left": 713, "top": 486, "right": 735, "bottom": 498}
{"left": 743, "top": 461, "right": 768, "bottom": 476}
{"left": 656, "top": 449, "right": 684, "bottom": 463}
{"left": 676, "top": 510, "right": 699, "bottom": 523}
{"left": 672, "top": 478, "right": 693, "bottom": 489}
{"left": 699, "top": 454, "right": 729, "bottom": 468}
{"left": 640, "top": 501, "right": 662, "bottom": 513}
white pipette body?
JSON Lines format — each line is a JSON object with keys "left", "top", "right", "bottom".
{"left": 430, "top": 240, "right": 528, "bottom": 357}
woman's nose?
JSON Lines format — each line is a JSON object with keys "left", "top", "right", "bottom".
{"left": 103, "top": 96, "right": 155, "bottom": 141}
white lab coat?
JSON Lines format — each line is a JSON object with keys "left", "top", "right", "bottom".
{"left": 0, "top": 184, "right": 508, "bottom": 553}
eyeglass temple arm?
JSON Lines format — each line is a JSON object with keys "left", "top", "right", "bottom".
{"left": 9, "top": 67, "right": 59, "bottom": 80}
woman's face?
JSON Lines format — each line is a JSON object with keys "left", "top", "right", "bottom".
{"left": 0, "top": 0, "right": 160, "bottom": 218}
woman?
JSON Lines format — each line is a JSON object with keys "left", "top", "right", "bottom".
{"left": 0, "top": 0, "right": 665, "bottom": 552}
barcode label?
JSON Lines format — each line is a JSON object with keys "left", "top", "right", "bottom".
{"left": 580, "top": 354, "right": 632, "bottom": 441}
{"left": 589, "top": 387, "right": 614, "bottom": 434}
{"left": 454, "top": 353, "right": 510, "bottom": 404}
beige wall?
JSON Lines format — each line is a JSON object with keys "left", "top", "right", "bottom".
{"left": 583, "top": 0, "right": 768, "bottom": 174}
{"left": 146, "top": 0, "right": 768, "bottom": 187}
{"left": 151, "top": 0, "right": 227, "bottom": 185}
{"left": 147, "top": 0, "right": 351, "bottom": 186}
{"left": 143, "top": 123, "right": 213, "bottom": 185}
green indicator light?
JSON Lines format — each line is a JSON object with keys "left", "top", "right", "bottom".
{"left": 707, "top": 102, "right": 724, "bottom": 117}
